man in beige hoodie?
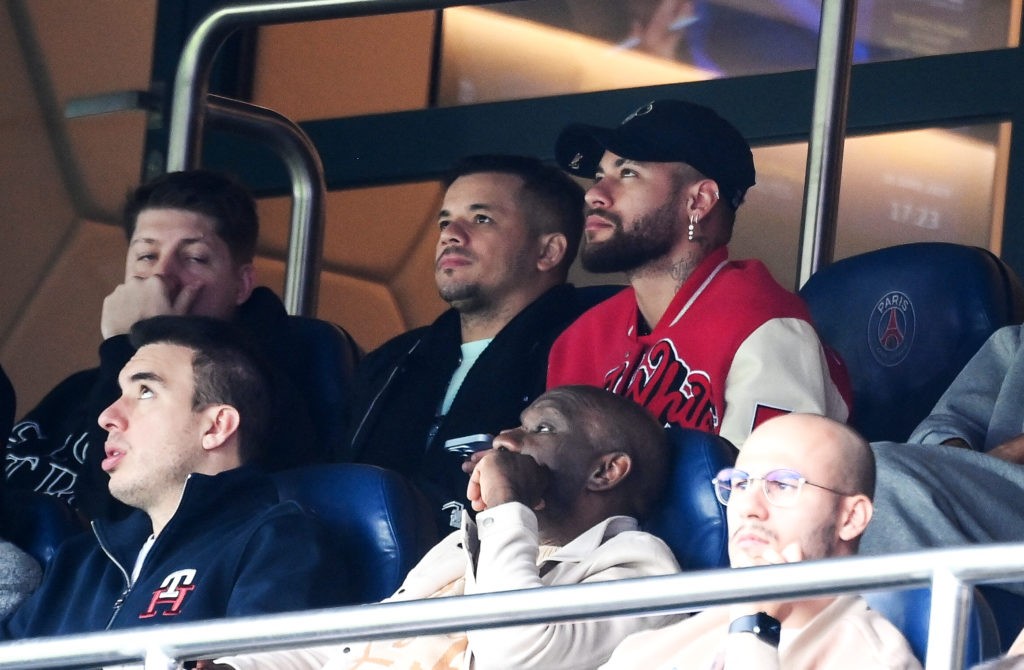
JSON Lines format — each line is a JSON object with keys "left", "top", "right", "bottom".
{"left": 601, "top": 413, "right": 921, "bottom": 670}
{"left": 204, "top": 385, "right": 681, "bottom": 670}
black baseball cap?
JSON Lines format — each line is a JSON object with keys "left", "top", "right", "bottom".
{"left": 555, "top": 99, "right": 756, "bottom": 209}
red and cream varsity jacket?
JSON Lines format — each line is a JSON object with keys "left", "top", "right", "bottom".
{"left": 547, "top": 247, "right": 850, "bottom": 448}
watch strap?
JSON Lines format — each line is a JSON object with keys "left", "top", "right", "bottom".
{"left": 728, "top": 612, "right": 782, "bottom": 647}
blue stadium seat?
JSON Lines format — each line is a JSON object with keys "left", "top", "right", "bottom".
{"left": 2, "top": 367, "right": 85, "bottom": 567}
{"left": 283, "top": 316, "right": 361, "bottom": 462}
{"left": 574, "top": 283, "right": 626, "bottom": 309}
{"left": 799, "top": 242, "right": 1024, "bottom": 443}
{"left": 3, "top": 489, "right": 84, "bottom": 569}
{"left": 864, "top": 586, "right": 1002, "bottom": 666}
{"left": 0, "top": 364, "right": 13, "bottom": 440}
{"left": 274, "top": 463, "right": 439, "bottom": 604}
{"left": 2, "top": 365, "right": 84, "bottom": 570}
{"left": 643, "top": 426, "right": 736, "bottom": 571}
{"left": 976, "top": 585, "right": 1024, "bottom": 655}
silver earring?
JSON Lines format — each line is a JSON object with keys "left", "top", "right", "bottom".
{"left": 688, "top": 214, "right": 698, "bottom": 242}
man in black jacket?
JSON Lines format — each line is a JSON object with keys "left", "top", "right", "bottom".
{"left": 346, "top": 155, "right": 598, "bottom": 535}
{"left": 5, "top": 170, "right": 328, "bottom": 521}
{"left": 1, "top": 316, "right": 346, "bottom": 638}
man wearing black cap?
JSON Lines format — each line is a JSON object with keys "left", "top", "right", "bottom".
{"left": 548, "top": 99, "right": 850, "bottom": 448}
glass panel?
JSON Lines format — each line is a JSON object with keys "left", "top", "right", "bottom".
{"left": 724, "top": 123, "right": 1009, "bottom": 290}
{"left": 438, "top": 0, "right": 1020, "bottom": 106}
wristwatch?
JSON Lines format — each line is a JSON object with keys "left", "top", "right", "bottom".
{"left": 728, "top": 612, "right": 782, "bottom": 648}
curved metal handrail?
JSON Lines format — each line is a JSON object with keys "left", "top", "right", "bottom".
{"left": 206, "top": 95, "right": 325, "bottom": 316}
{"left": 797, "top": 0, "right": 858, "bottom": 286}
{"left": 167, "top": 0, "right": 853, "bottom": 307}
{"left": 166, "top": 0, "right": 504, "bottom": 316}
{"left": 0, "top": 543, "right": 1020, "bottom": 669}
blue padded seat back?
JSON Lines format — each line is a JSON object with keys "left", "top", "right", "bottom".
{"left": 574, "top": 283, "right": 626, "bottom": 310}
{"left": 283, "top": 316, "right": 361, "bottom": 462}
{"left": 976, "top": 585, "right": 1024, "bottom": 654}
{"left": 864, "top": 586, "right": 1002, "bottom": 667}
{"left": 274, "top": 463, "right": 439, "bottom": 604}
{"left": 643, "top": 426, "right": 736, "bottom": 571}
{"left": 799, "top": 243, "right": 1024, "bottom": 442}
{"left": 3, "top": 490, "right": 84, "bottom": 570}
{"left": 0, "top": 364, "right": 13, "bottom": 440}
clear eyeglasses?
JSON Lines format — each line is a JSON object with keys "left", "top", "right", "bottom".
{"left": 711, "top": 467, "right": 852, "bottom": 507}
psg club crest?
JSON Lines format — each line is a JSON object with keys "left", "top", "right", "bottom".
{"left": 868, "top": 291, "right": 915, "bottom": 367}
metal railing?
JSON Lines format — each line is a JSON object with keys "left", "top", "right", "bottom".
{"left": 205, "top": 95, "right": 326, "bottom": 316}
{"left": 0, "top": 543, "right": 1021, "bottom": 670}
{"left": 166, "top": 0, "right": 857, "bottom": 313}
{"left": 166, "top": 0, "right": 504, "bottom": 316}
{"left": 796, "top": 0, "right": 857, "bottom": 286}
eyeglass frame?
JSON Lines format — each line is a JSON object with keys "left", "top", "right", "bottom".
{"left": 711, "top": 467, "right": 855, "bottom": 507}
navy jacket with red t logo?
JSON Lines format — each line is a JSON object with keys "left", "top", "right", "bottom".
{"left": 0, "top": 466, "right": 347, "bottom": 638}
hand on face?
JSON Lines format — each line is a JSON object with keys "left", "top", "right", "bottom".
{"left": 466, "top": 446, "right": 550, "bottom": 513}
{"left": 101, "top": 274, "right": 200, "bottom": 338}
{"left": 729, "top": 542, "right": 803, "bottom": 623}
{"left": 729, "top": 521, "right": 807, "bottom": 567}
{"left": 192, "top": 661, "right": 233, "bottom": 670}
{"left": 758, "top": 543, "right": 804, "bottom": 565}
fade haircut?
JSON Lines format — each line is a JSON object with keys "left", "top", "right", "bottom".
{"left": 129, "top": 315, "right": 272, "bottom": 465}
{"left": 122, "top": 170, "right": 259, "bottom": 266}
{"left": 672, "top": 163, "right": 737, "bottom": 237}
{"left": 443, "top": 155, "right": 585, "bottom": 278}
{"left": 838, "top": 421, "right": 876, "bottom": 501}
{"left": 542, "top": 385, "right": 670, "bottom": 521}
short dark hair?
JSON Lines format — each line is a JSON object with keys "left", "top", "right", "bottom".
{"left": 443, "top": 155, "right": 585, "bottom": 278}
{"left": 122, "top": 170, "right": 259, "bottom": 266}
{"left": 129, "top": 315, "right": 272, "bottom": 464}
{"left": 844, "top": 424, "right": 877, "bottom": 501}
{"left": 542, "top": 385, "right": 669, "bottom": 521}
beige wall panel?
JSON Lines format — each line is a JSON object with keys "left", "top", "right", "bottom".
{"left": 255, "top": 257, "right": 416, "bottom": 353}
{"left": 1, "top": 0, "right": 156, "bottom": 415}
{"left": 25, "top": 0, "right": 155, "bottom": 216}
{"left": 25, "top": 0, "right": 155, "bottom": 102}
{"left": 384, "top": 210, "right": 448, "bottom": 329}
{"left": 318, "top": 181, "right": 443, "bottom": 280}
{"left": 253, "top": 12, "right": 436, "bottom": 120}
{"left": 254, "top": 196, "right": 292, "bottom": 258}
{"left": 1, "top": 221, "right": 125, "bottom": 418}
{"left": 256, "top": 180, "right": 443, "bottom": 280}
{"left": 67, "top": 113, "right": 151, "bottom": 217}
{"left": 315, "top": 271, "right": 410, "bottom": 354}
{"left": 0, "top": 4, "right": 76, "bottom": 347}
{"left": 254, "top": 180, "right": 448, "bottom": 350}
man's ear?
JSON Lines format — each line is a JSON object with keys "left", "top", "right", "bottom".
{"left": 200, "top": 405, "right": 241, "bottom": 452}
{"left": 685, "top": 179, "right": 722, "bottom": 221}
{"left": 536, "top": 233, "right": 568, "bottom": 273}
{"left": 586, "top": 452, "right": 632, "bottom": 492}
{"left": 235, "top": 263, "right": 256, "bottom": 305}
{"left": 837, "top": 494, "right": 873, "bottom": 542}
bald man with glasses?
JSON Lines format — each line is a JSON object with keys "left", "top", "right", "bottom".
{"left": 601, "top": 413, "right": 920, "bottom": 670}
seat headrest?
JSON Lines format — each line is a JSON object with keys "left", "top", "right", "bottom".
{"left": 864, "top": 586, "right": 1002, "bottom": 666}
{"left": 3, "top": 490, "right": 84, "bottom": 569}
{"left": 0, "top": 365, "right": 13, "bottom": 440}
{"left": 800, "top": 242, "right": 1024, "bottom": 442}
{"left": 274, "top": 463, "right": 439, "bottom": 604}
{"left": 643, "top": 426, "right": 736, "bottom": 571}
{"left": 283, "top": 316, "right": 361, "bottom": 461}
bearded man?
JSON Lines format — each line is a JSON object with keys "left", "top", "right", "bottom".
{"left": 548, "top": 99, "right": 849, "bottom": 448}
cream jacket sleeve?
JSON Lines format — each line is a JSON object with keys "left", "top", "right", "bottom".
{"left": 721, "top": 318, "right": 849, "bottom": 448}
{"left": 465, "top": 503, "right": 682, "bottom": 670}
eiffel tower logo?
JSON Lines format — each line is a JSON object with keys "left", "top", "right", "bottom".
{"left": 879, "top": 308, "right": 905, "bottom": 350}
{"left": 869, "top": 291, "right": 915, "bottom": 367}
